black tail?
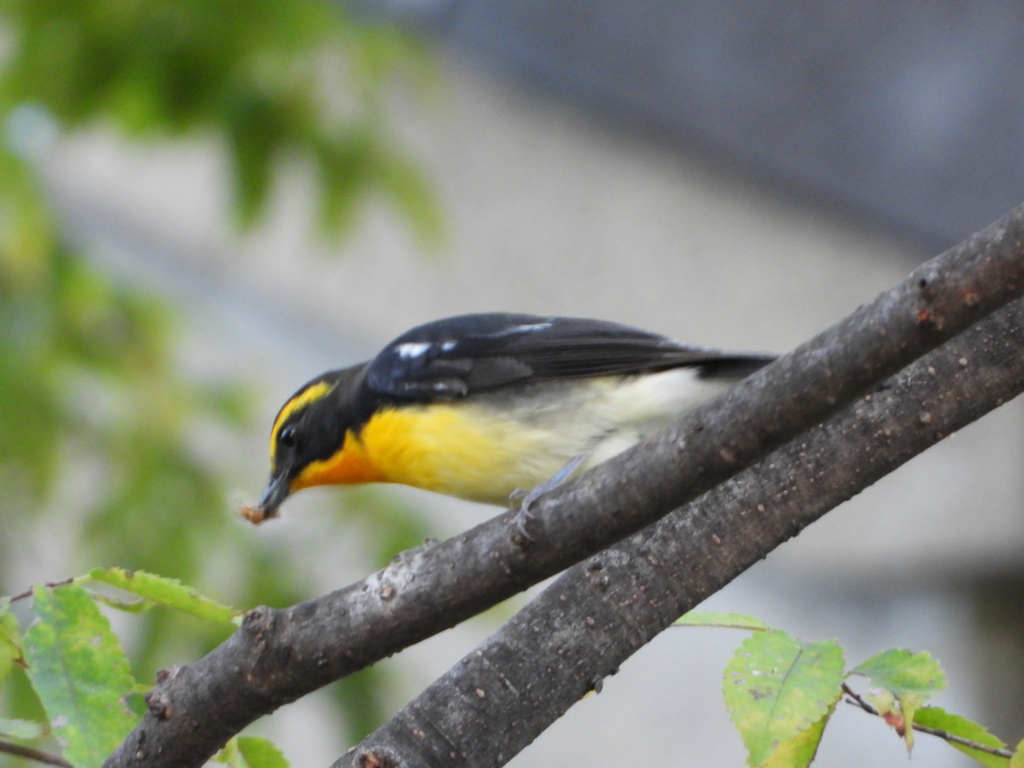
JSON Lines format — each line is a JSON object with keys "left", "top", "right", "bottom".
{"left": 697, "top": 354, "right": 776, "bottom": 382}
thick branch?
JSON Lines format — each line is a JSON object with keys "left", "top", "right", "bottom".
{"left": 105, "top": 203, "right": 1024, "bottom": 768}
{"left": 336, "top": 288, "right": 1024, "bottom": 768}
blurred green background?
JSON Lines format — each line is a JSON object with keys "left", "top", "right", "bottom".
{"left": 0, "top": 0, "right": 439, "bottom": 754}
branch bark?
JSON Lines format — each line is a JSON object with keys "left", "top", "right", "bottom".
{"left": 335, "top": 286, "right": 1024, "bottom": 768}
{"left": 104, "top": 202, "right": 1024, "bottom": 768}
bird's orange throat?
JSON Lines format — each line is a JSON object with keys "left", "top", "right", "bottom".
{"left": 289, "top": 430, "right": 386, "bottom": 491}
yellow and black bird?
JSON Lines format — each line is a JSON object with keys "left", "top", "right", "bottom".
{"left": 249, "top": 313, "right": 774, "bottom": 523}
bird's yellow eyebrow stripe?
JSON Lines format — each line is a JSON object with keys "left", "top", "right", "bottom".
{"left": 269, "top": 381, "right": 334, "bottom": 466}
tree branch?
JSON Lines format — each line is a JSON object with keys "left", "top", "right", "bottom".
{"left": 9, "top": 577, "right": 76, "bottom": 603}
{"left": 333, "top": 291, "right": 1024, "bottom": 767}
{"left": 105, "top": 202, "right": 1024, "bottom": 768}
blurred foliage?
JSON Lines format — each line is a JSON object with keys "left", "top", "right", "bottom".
{"left": 0, "top": 0, "right": 440, "bottom": 761}
{"left": 0, "top": 0, "right": 441, "bottom": 238}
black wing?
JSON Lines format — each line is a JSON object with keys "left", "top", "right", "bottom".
{"left": 363, "top": 313, "right": 774, "bottom": 402}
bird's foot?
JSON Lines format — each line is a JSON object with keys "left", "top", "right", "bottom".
{"left": 508, "top": 486, "right": 544, "bottom": 543}
{"left": 508, "top": 454, "right": 589, "bottom": 545}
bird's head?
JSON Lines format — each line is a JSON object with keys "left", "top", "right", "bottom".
{"left": 251, "top": 364, "right": 371, "bottom": 522}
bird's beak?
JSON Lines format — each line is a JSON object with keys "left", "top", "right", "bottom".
{"left": 247, "top": 473, "right": 291, "bottom": 524}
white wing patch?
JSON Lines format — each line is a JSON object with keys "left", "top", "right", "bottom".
{"left": 397, "top": 342, "right": 432, "bottom": 358}
{"left": 490, "top": 321, "right": 553, "bottom": 337}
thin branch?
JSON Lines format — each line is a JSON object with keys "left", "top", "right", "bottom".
{"left": 0, "top": 739, "right": 73, "bottom": 768}
{"left": 8, "top": 577, "right": 76, "bottom": 603}
{"left": 106, "top": 201, "right": 1024, "bottom": 768}
{"left": 334, "top": 292, "right": 1024, "bottom": 766}
{"left": 841, "top": 683, "right": 1014, "bottom": 759}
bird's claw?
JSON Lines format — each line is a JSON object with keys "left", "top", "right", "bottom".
{"left": 508, "top": 454, "right": 589, "bottom": 545}
{"left": 509, "top": 487, "right": 540, "bottom": 543}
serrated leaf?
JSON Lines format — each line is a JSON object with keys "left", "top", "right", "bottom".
{"left": 23, "top": 584, "right": 138, "bottom": 768}
{"left": 238, "top": 736, "right": 290, "bottom": 768}
{"left": 854, "top": 648, "right": 946, "bottom": 752}
{"left": 88, "top": 568, "right": 239, "bottom": 626}
{"left": 0, "top": 599, "right": 25, "bottom": 684}
{"left": 854, "top": 648, "right": 946, "bottom": 698}
{"left": 675, "top": 611, "right": 771, "bottom": 631}
{"left": 1009, "top": 737, "right": 1024, "bottom": 768}
{"left": 0, "top": 717, "right": 46, "bottom": 740}
{"left": 723, "top": 630, "right": 845, "bottom": 766}
{"left": 914, "top": 707, "right": 1008, "bottom": 768}
{"left": 762, "top": 697, "right": 838, "bottom": 768}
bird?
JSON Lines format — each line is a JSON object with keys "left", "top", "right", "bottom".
{"left": 247, "top": 313, "right": 774, "bottom": 524}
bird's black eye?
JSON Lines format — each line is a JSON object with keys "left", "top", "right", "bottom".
{"left": 279, "top": 426, "right": 297, "bottom": 448}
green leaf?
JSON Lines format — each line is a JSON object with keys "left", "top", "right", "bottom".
{"left": 723, "top": 630, "right": 845, "bottom": 766}
{"left": 215, "top": 736, "right": 290, "bottom": 768}
{"left": 214, "top": 737, "right": 242, "bottom": 766}
{"left": 0, "top": 598, "right": 25, "bottom": 685}
{"left": 1011, "top": 738, "right": 1024, "bottom": 768}
{"left": 0, "top": 717, "right": 45, "bottom": 740}
{"left": 853, "top": 648, "right": 946, "bottom": 698}
{"left": 238, "top": 736, "right": 290, "bottom": 768}
{"left": 854, "top": 648, "right": 946, "bottom": 751}
{"left": 88, "top": 567, "right": 239, "bottom": 626}
{"left": 914, "top": 707, "right": 1008, "bottom": 768}
{"left": 761, "top": 698, "right": 838, "bottom": 768}
{"left": 23, "top": 584, "right": 138, "bottom": 768}
{"left": 675, "top": 611, "right": 771, "bottom": 631}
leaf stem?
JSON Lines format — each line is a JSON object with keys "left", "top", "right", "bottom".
{"left": 841, "top": 683, "right": 1013, "bottom": 759}
{"left": 0, "top": 738, "right": 73, "bottom": 767}
{"left": 8, "top": 577, "right": 77, "bottom": 603}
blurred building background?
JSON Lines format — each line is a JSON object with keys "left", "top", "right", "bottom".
{"left": 4, "top": 1, "right": 1024, "bottom": 766}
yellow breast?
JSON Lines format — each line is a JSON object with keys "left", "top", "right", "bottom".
{"left": 358, "top": 404, "right": 563, "bottom": 504}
